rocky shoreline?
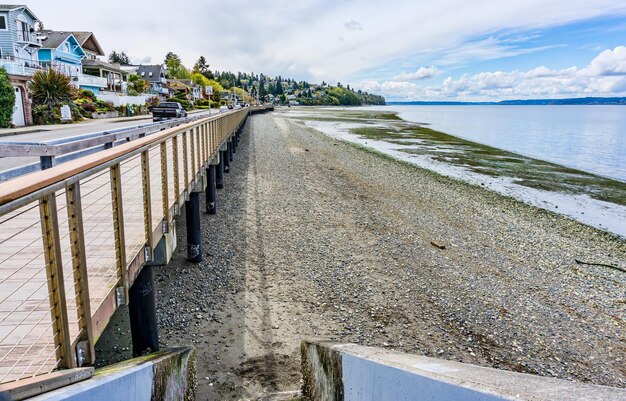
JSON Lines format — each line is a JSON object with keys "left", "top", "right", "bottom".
{"left": 96, "top": 110, "right": 625, "bottom": 399}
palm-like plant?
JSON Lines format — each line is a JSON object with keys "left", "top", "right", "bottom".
{"left": 30, "top": 68, "right": 75, "bottom": 107}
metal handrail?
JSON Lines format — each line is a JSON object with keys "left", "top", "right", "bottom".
{"left": 0, "top": 111, "right": 217, "bottom": 181}
{"left": 0, "top": 108, "right": 250, "bottom": 387}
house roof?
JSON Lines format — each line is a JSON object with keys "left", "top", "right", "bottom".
{"left": 136, "top": 65, "right": 165, "bottom": 82}
{"left": 82, "top": 59, "right": 125, "bottom": 74}
{"left": 39, "top": 30, "right": 79, "bottom": 50}
{"left": 0, "top": 5, "right": 40, "bottom": 21}
{"left": 166, "top": 79, "right": 191, "bottom": 90}
{"left": 72, "top": 32, "right": 105, "bottom": 56}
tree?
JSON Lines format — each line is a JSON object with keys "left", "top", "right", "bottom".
{"left": 108, "top": 51, "right": 130, "bottom": 65}
{"left": 0, "top": 67, "right": 15, "bottom": 128}
{"left": 127, "top": 74, "right": 148, "bottom": 95}
{"left": 193, "top": 56, "right": 209, "bottom": 74}
{"left": 164, "top": 52, "right": 190, "bottom": 79}
{"left": 30, "top": 68, "right": 74, "bottom": 107}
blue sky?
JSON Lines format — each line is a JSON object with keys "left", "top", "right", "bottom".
{"left": 21, "top": 0, "right": 626, "bottom": 101}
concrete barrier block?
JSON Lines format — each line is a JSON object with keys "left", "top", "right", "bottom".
{"left": 301, "top": 341, "right": 626, "bottom": 401}
{"left": 27, "top": 347, "right": 196, "bottom": 401}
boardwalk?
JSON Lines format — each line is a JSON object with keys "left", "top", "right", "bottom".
{"left": 0, "top": 109, "right": 251, "bottom": 384}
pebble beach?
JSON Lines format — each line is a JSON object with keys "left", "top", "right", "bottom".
{"left": 96, "top": 110, "right": 626, "bottom": 400}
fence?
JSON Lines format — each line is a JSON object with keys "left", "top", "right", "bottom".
{"left": 0, "top": 109, "right": 249, "bottom": 389}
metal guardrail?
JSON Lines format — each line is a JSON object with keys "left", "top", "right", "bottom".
{"left": 0, "top": 108, "right": 250, "bottom": 386}
{"left": 0, "top": 111, "right": 219, "bottom": 181}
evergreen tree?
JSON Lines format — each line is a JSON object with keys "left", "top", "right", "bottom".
{"left": 193, "top": 56, "right": 209, "bottom": 73}
{"left": 108, "top": 51, "right": 130, "bottom": 65}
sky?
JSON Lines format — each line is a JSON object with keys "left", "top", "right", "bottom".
{"left": 18, "top": 0, "right": 626, "bottom": 101}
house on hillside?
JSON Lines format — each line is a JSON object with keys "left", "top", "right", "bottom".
{"left": 72, "top": 31, "right": 103, "bottom": 60}
{"left": 165, "top": 79, "right": 201, "bottom": 102}
{"left": 81, "top": 59, "right": 128, "bottom": 94}
{"left": 37, "top": 30, "right": 85, "bottom": 78}
{"left": 0, "top": 4, "right": 43, "bottom": 126}
{"left": 136, "top": 64, "right": 168, "bottom": 97}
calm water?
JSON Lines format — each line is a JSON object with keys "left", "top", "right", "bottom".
{"left": 370, "top": 105, "right": 626, "bottom": 182}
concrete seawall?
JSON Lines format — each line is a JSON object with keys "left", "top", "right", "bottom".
{"left": 302, "top": 341, "right": 626, "bottom": 401}
{"left": 25, "top": 347, "right": 195, "bottom": 401}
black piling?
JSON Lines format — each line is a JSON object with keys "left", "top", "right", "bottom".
{"left": 223, "top": 149, "right": 230, "bottom": 173}
{"left": 216, "top": 154, "right": 224, "bottom": 189}
{"left": 185, "top": 191, "right": 202, "bottom": 263}
{"left": 228, "top": 140, "right": 234, "bottom": 162}
{"left": 206, "top": 165, "right": 217, "bottom": 214}
{"left": 129, "top": 265, "right": 159, "bottom": 356}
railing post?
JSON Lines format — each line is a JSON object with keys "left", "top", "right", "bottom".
{"left": 195, "top": 126, "right": 202, "bottom": 174}
{"left": 190, "top": 127, "right": 196, "bottom": 181}
{"left": 40, "top": 155, "right": 56, "bottom": 170}
{"left": 183, "top": 131, "right": 189, "bottom": 192}
{"left": 66, "top": 182, "right": 95, "bottom": 366}
{"left": 141, "top": 151, "right": 153, "bottom": 261}
{"left": 172, "top": 135, "right": 180, "bottom": 215}
{"left": 109, "top": 162, "right": 129, "bottom": 306}
{"left": 160, "top": 142, "right": 169, "bottom": 233}
{"left": 39, "top": 194, "right": 74, "bottom": 369}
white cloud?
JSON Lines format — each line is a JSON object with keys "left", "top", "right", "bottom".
{"left": 358, "top": 46, "right": 626, "bottom": 101}
{"left": 23, "top": 0, "right": 626, "bottom": 84}
{"left": 393, "top": 66, "right": 440, "bottom": 81}
{"left": 344, "top": 20, "right": 363, "bottom": 31}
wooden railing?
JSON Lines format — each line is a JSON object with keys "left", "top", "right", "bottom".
{"left": 0, "top": 109, "right": 249, "bottom": 387}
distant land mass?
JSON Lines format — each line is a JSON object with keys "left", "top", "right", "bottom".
{"left": 388, "top": 97, "right": 626, "bottom": 106}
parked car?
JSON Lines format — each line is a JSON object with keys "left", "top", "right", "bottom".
{"left": 219, "top": 106, "right": 229, "bottom": 113}
{"left": 152, "top": 102, "right": 187, "bottom": 122}
{"left": 227, "top": 104, "right": 234, "bottom": 109}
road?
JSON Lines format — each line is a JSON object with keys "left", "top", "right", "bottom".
{"left": 0, "top": 110, "right": 215, "bottom": 174}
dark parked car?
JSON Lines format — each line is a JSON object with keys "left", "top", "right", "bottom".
{"left": 152, "top": 102, "right": 187, "bottom": 122}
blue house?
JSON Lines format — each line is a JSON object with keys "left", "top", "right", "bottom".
{"left": 37, "top": 30, "right": 86, "bottom": 79}
{"left": 0, "top": 4, "right": 42, "bottom": 126}
{"left": 0, "top": 4, "right": 41, "bottom": 61}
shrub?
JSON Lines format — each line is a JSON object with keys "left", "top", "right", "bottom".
{"left": 146, "top": 96, "right": 161, "bottom": 110}
{"left": 196, "top": 98, "right": 210, "bottom": 106}
{"left": 30, "top": 68, "right": 75, "bottom": 108}
{"left": 166, "top": 97, "right": 190, "bottom": 110}
{"left": 0, "top": 67, "right": 15, "bottom": 128}
{"left": 81, "top": 102, "right": 97, "bottom": 113}
{"left": 76, "top": 88, "right": 96, "bottom": 101}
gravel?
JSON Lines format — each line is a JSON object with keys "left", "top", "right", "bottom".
{"left": 96, "top": 111, "right": 626, "bottom": 400}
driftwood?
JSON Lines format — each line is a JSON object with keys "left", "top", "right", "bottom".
{"left": 430, "top": 240, "right": 446, "bottom": 250}
{"left": 575, "top": 259, "right": 625, "bottom": 273}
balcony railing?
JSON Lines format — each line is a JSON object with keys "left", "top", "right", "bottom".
{"left": 0, "top": 56, "right": 45, "bottom": 76}
{"left": 16, "top": 31, "right": 42, "bottom": 46}
{"left": 75, "top": 74, "right": 108, "bottom": 88}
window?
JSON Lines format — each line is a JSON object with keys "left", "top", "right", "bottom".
{"left": 141, "top": 72, "right": 145, "bottom": 76}
{"left": 0, "top": 15, "right": 7, "bottom": 30}
{"left": 149, "top": 72, "right": 153, "bottom": 77}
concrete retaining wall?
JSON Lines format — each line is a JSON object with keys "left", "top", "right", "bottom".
{"left": 301, "top": 341, "right": 626, "bottom": 401}
{"left": 96, "top": 93, "right": 152, "bottom": 106}
{"left": 27, "top": 347, "right": 195, "bottom": 401}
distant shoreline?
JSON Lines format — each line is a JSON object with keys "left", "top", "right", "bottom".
{"left": 387, "top": 96, "right": 626, "bottom": 106}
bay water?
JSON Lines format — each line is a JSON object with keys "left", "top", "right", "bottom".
{"left": 370, "top": 105, "right": 626, "bottom": 182}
